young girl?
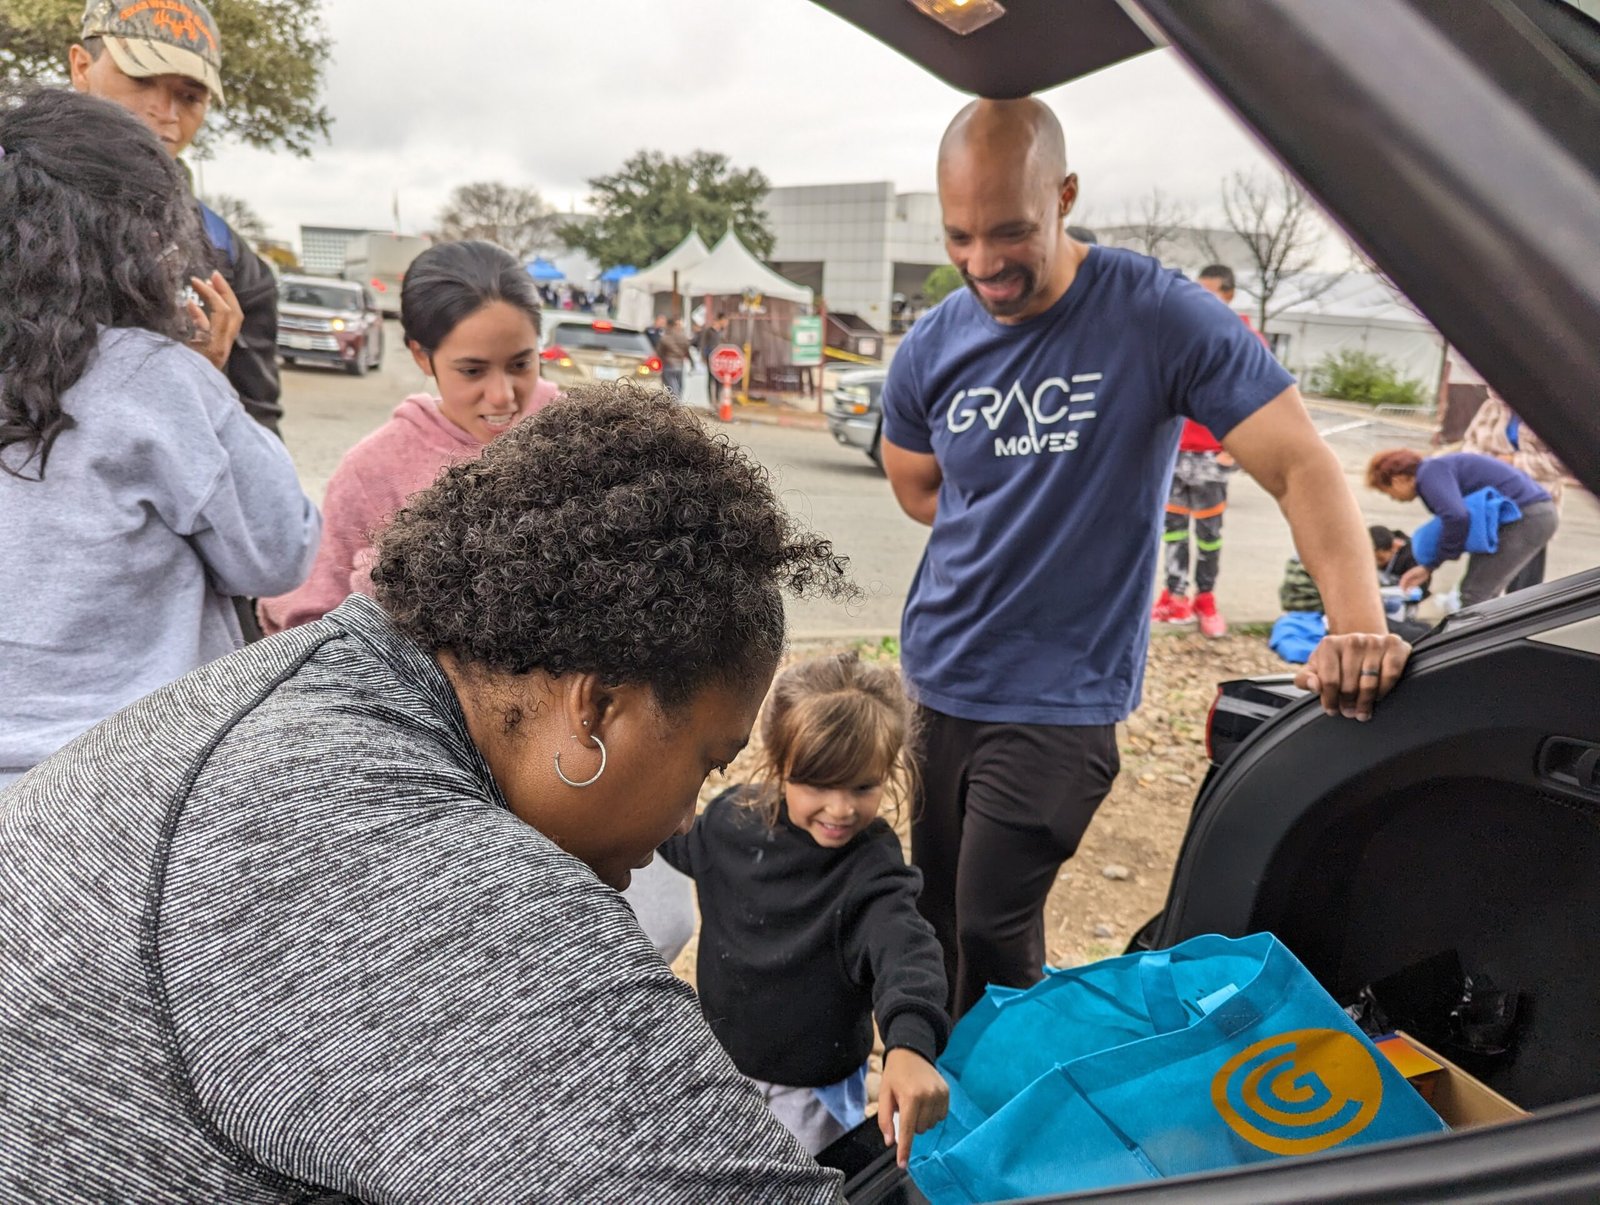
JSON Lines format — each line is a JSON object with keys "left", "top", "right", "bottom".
{"left": 259, "top": 240, "right": 559, "bottom": 634}
{"left": 0, "top": 90, "right": 319, "bottom": 788}
{"left": 660, "top": 652, "right": 951, "bottom": 1166}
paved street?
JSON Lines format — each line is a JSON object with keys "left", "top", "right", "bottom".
{"left": 279, "top": 323, "right": 1599, "bottom": 638}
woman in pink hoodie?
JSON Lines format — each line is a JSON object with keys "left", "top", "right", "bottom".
{"left": 261, "top": 241, "right": 558, "bottom": 634}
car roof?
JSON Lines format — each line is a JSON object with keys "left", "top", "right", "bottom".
{"left": 280, "top": 275, "right": 360, "bottom": 289}
{"left": 542, "top": 312, "right": 646, "bottom": 336}
{"left": 812, "top": 0, "right": 1600, "bottom": 494}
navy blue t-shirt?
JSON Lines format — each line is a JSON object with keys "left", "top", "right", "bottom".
{"left": 881, "top": 246, "right": 1294, "bottom": 725}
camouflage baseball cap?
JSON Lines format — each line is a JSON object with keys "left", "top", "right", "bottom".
{"left": 81, "top": 0, "right": 225, "bottom": 105}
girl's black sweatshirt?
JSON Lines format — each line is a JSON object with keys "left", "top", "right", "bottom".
{"left": 659, "top": 787, "right": 950, "bottom": 1088}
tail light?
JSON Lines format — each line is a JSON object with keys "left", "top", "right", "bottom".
{"left": 540, "top": 345, "right": 568, "bottom": 362}
{"left": 371, "top": 279, "right": 387, "bottom": 292}
{"left": 1204, "top": 686, "right": 1222, "bottom": 764}
{"left": 592, "top": 320, "right": 614, "bottom": 332}
{"left": 644, "top": 356, "right": 662, "bottom": 373}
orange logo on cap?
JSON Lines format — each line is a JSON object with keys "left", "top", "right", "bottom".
{"left": 117, "top": 0, "right": 216, "bottom": 52}
{"left": 1211, "top": 1028, "right": 1385, "bottom": 1156}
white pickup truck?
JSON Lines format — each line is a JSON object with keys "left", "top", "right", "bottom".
{"left": 342, "top": 233, "right": 431, "bottom": 317}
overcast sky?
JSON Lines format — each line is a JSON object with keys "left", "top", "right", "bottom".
{"left": 197, "top": 0, "right": 1294, "bottom": 249}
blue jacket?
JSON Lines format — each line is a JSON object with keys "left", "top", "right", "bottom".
{"left": 1410, "top": 486, "right": 1523, "bottom": 568}
{"left": 1270, "top": 611, "right": 1327, "bottom": 664}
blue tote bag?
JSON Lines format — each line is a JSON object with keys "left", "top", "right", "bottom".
{"left": 909, "top": 933, "right": 1447, "bottom": 1204}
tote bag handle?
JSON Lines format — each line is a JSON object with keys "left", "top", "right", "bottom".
{"left": 1137, "top": 951, "right": 1193, "bottom": 1034}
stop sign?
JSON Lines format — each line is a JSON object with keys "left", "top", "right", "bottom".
{"left": 710, "top": 344, "right": 746, "bottom": 385}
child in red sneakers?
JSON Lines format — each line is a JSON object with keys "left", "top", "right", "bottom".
{"left": 1153, "top": 417, "right": 1232, "bottom": 636}
{"left": 1151, "top": 264, "right": 1263, "bottom": 638}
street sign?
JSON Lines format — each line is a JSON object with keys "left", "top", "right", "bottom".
{"left": 710, "top": 344, "right": 746, "bottom": 385}
{"left": 791, "top": 315, "right": 824, "bottom": 367}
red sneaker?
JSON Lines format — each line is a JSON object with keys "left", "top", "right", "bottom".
{"left": 1194, "top": 592, "right": 1227, "bottom": 638}
{"left": 1151, "top": 589, "right": 1177, "bottom": 623}
{"left": 1164, "top": 593, "right": 1195, "bottom": 625}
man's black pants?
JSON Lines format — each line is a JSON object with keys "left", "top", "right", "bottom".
{"left": 910, "top": 706, "right": 1120, "bottom": 1018}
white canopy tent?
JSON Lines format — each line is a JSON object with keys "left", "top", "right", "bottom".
{"left": 617, "top": 230, "right": 812, "bottom": 328}
{"left": 622, "top": 230, "right": 712, "bottom": 293}
{"left": 616, "top": 232, "right": 711, "bottom": 326}
{"left": 682, "top": 230, "right": 814, "bottom": 306}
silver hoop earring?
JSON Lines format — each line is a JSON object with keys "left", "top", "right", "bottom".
{"left": 554, "top": 734, "right": 607, "bottom": 788}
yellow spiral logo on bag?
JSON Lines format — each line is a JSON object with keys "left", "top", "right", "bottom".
{"left": 1210, "top": 1028, "right": 1385, "bottom": 1155}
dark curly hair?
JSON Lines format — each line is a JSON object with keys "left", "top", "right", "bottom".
{"left": 0, "top": 88, "right": 205, "bottom": 479}
{"left": 371, "top": 384, "right": 853, "bottom": 710}
{"left": 401, "top": 240, "right": 543, "bottom": 354}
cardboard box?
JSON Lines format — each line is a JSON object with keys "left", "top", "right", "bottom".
{"left": 1381, "top": 1032, "right": 1529, "bottom": 1129}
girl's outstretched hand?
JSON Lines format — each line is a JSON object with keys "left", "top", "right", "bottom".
{"left": 878, "top": 1047, "right": 950, "bottom": 1168}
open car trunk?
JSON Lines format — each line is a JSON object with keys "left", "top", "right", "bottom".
{"left": 809, "top": 0, "right": 1600, "bottom": 1200}
{"left": 1154, "top": 569, "right": 1600, "bottom": 1110}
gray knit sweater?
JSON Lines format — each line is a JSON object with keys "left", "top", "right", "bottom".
{"left": 0, "top": 596, "right": 842, "bottom": 1203}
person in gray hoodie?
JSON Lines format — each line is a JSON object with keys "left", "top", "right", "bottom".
{"left": 0, "top": 89, "right": 320, "bottom": 788}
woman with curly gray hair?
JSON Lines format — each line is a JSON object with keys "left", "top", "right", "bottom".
{"left": 0, "top": 382, "right": 850, "bottom": 1201}
{"left": 0, "top": 88, "right": 319, "bottom": 787}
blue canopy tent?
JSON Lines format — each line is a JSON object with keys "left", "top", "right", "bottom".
{"left": 600, "top": 264, "right": 638, "bottom": 283}
{"left": 526, "top": 257, "right": 565, "bottom": 282}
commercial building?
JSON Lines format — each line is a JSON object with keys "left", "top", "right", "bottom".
{"left": 764, "top": 182, "right": 948, "bottom": 330}
{"left": 298, "top": 225, "right": 383, "bottom": 276}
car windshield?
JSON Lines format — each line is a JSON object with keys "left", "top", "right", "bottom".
{"left": 548, "top": 324, "right": 652, "bottom": 355}
{"left": 281, "top": 283, "right": 363, "bottom": 311}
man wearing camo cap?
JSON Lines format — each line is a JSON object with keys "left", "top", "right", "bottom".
{"left": 69, "top": 0, "right": 284, "bottom": 438}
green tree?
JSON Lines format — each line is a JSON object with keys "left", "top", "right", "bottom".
{"left": 437, "top": 182, "right": 558, "bottom": 262}
{"left": 559, "top": 150, "right": 774, "bottom": 270}
{"left": 922, "top": 264, "right": 963, "bottom": 305}
{"left": 0, "top": 0, "right": 332, "bottom": 156}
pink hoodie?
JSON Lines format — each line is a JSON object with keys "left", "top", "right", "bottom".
{"left": 259, "top": 381, "right": 558, "bottom": 633}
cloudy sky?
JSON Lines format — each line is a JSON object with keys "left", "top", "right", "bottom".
{"left": 197, "top": 0, "right": 1292, "bottom": 248}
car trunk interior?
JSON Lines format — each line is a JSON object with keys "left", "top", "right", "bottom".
{"left": 1262, "top": 772, "right": 1600, "bottom": 1110}
{"left": 1159, "top": 588, "right": 1600, "bottom": 1115}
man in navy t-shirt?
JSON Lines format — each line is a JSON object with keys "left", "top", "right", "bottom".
{"left": 881, "top": 98, "right": 1411, "bottom": 1016}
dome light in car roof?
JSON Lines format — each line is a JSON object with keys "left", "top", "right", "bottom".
{"left": 905, "top": 0, "right": 1006, "bottom": 37}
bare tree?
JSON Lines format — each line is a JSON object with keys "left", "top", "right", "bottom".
{"left": 203, "top": 194, "right": 269, "bottom": 245}
{"left": 1117, "top": 187, "right": 1192, "bottom": 263}
{"left": 437, "top": 182, "right": 559, "bottom": 262}
{"left": 1204, "top": 170, "right": 1346, "bottom": 332}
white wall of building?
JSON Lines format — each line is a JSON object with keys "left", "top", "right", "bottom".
{"left": 888, "top": 191, "right": 944, "bottom": 264}
{"left": 765, "top": 182, "right": 947, "bottom": 328}
{"left": 1275, "top": 315, "right": 1447, "bottom": 394}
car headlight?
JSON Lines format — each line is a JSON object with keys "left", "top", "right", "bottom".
{"left": 330, "top": 318, "right": 346, "bottom": 331}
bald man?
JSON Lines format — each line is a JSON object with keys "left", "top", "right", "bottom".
{"left": 880, "top": 99, "right": 1409, "bottom": 1015}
